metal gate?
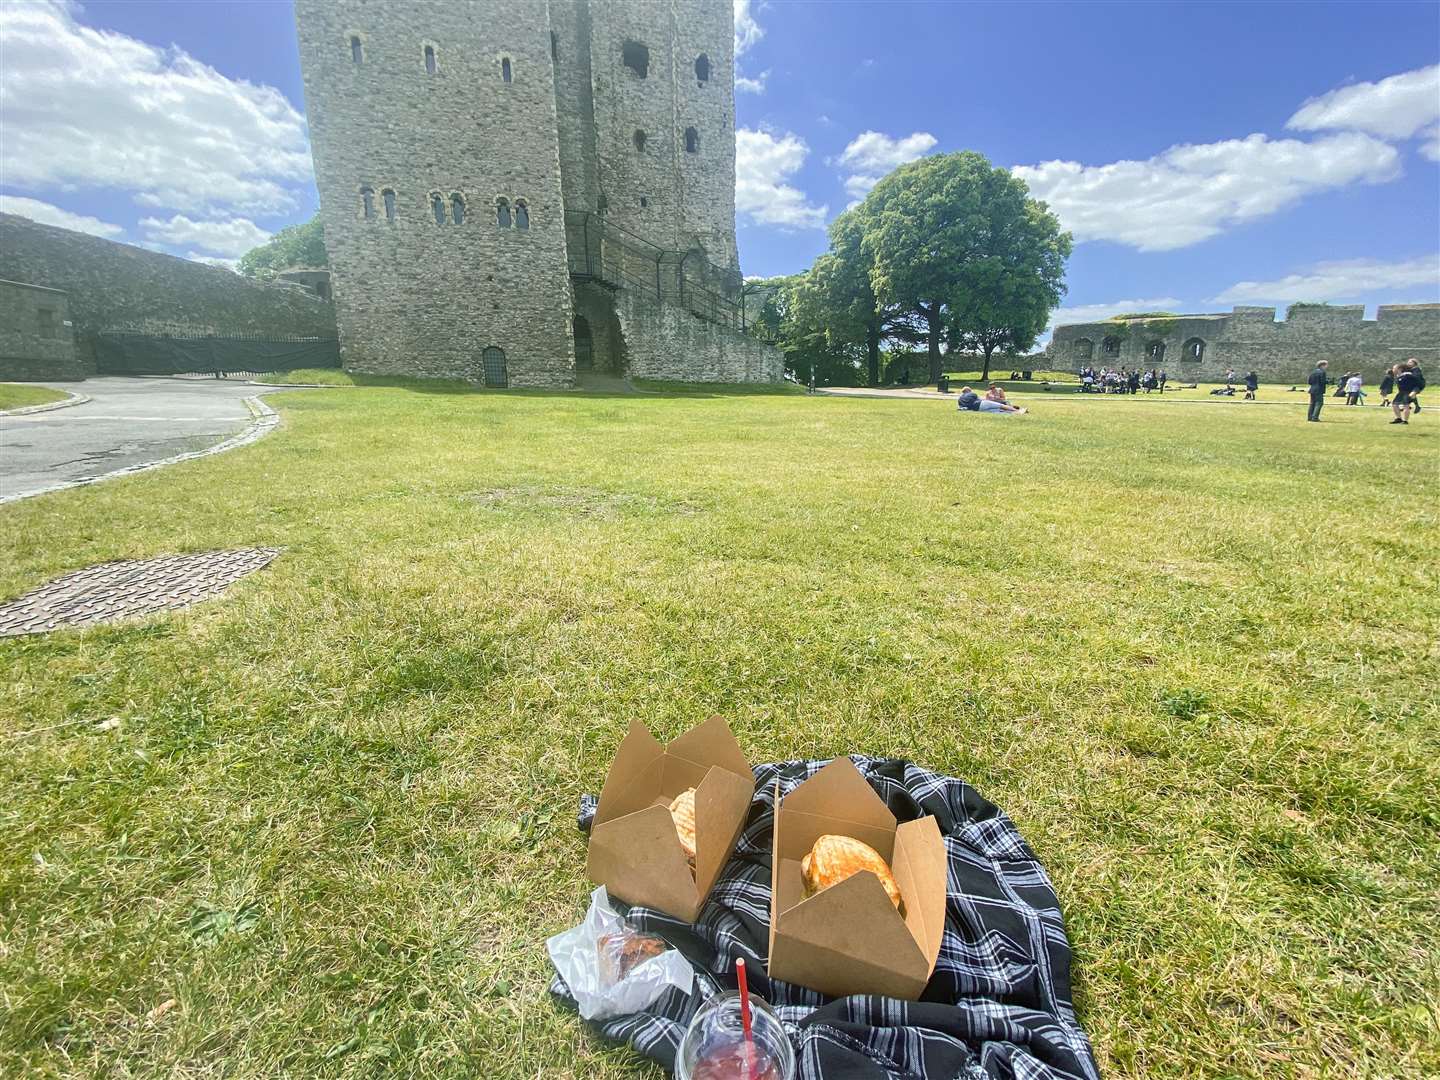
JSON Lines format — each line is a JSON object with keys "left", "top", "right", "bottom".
{"left": 482, "top": 346, "right": 508, "bottom": 388}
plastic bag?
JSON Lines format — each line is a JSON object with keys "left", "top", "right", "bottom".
{"left": 546, "top": 886, "right": 694, "bottom": 1020}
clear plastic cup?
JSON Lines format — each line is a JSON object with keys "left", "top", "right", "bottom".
{"left": 675, "top": 989, "right": 796, "bottom": 1080}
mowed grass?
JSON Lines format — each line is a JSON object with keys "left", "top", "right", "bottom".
{"left": 1, "top": 385, "right": 1436, "bottom": 1079}
{"left": 0, "top": 382, "right": 69, "bottom": 411}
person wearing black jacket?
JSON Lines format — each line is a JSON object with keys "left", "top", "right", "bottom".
{"left": 1392, "top": 361, "right": 1422, "bottom": 425}
{"left": 1307, "top": 360, "right": 1329, "bottom": 421}
{"left": 1379, "top": 366, "right": 1396, "bottom": 406}
{"left": 1244, "top": 371, "right": 1259, "bottom": 400}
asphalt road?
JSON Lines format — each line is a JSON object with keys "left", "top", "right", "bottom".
{"left": 0, "top": 377, "right": 268, "bottom": 502}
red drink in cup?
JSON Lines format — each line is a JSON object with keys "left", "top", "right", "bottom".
{"left": 675, "top": 988, "right": 795, "bottom": 1080}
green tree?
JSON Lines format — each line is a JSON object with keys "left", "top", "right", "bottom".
{"left": 855, "top": 152, "right": 1071, "bottom": 384}
{"left": 745, "top": 273, "right": 864, "bottom": 386}
{"left": 237, "top": 215, "right": 327, "bottom": 279}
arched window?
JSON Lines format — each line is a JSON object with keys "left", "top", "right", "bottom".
{"left": 514, "top": 199, "right": 529, "bottom": 230}
{"left": 451, "top": 193, "right": 465, "bottom": 225}
{"left": 1147, "top": 340, "right": 1166, "bottom": 362}
{"left": 501, "top": 57, "right": 512, "bottom": 83}
{"left": 695, "top": 54, "right": 711, "bottom": 82}
{"left": 360, "top": 186, "right": 375, "bottom": 220}
{"left": 431, "top": 193, "right": 446, "bottom": 225}
{"left": 381, "top": 188, "right": 397, "bottom": 221}
{"left": 1182, "top": 337, "right": 1205, "bottom": 363}
{"left": 350, "top": 36, "right": 363, "bottom": 64}
{"left": 684, "top": 127, "right": 699, "bottom": 154}
{"left": 622, "top": 40, "right": 649, "bottom": 78}
{"left": 1073, "top": 337, "right": 1093, "bottom": 360}
{"left": 1102, "top": 335, "right": 1120, "bottom": 357}
{"left": 424, "top": 45, "right": 437, "bottom": 74}
{"left": 496, "top": 198, "right": 511, "bottom": 228}
{"left": 633, "top": 129, "right": 647, "bottom": 153}
{"left": 482, "top": 346, "right": 508, "bottom": 388}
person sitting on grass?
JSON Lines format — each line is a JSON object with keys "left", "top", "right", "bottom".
{"left": 984, "top": 383, "right": 1010, "bottom": 405}
{"left": 958, "top": 385, "right": 1027, "bottom": 414}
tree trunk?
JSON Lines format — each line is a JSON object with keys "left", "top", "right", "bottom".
{"left": 926, "top": 310, "right": 942, "bottom": 386}
{"left": 866, "top": 323, "right": 880, "bottom": 387}
{"left": 981, "top": 344, "right": 995, "bottom": 383}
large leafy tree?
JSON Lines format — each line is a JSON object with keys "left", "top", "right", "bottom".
{"left": 790, "top": 210, "right": 922, "bottom": 387}
{"left": 855, "top": 152, "right": 1070, "bottom": 384}
{"left": 745, "top": 274, "right": 864, "bottom": 386}
{"left": 237, "top": 215, "right": 327, "bottom": 279}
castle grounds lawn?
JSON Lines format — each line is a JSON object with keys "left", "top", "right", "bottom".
{"left": 1, "top": 386, "right": 1436, "bottom": 1079}
{"left": 0, "top": 382, "right": 69, "bottom": 411}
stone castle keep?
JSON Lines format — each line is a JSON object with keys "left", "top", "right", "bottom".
{"left": 294, "top": 0, "right": 781, "bottom": 388}
{"left": 1046, "top": 303, "right": 1439, "bottom": 383}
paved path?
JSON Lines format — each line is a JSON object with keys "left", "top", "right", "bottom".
{"left": 1, "top": 377, "right": 277, "bottom": 502}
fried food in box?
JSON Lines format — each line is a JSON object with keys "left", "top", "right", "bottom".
{"left": 669, "top": 787, "right": 697, "bottom": 865}
{"left": 801, "top": 834, "right": 904, "bottom": 912}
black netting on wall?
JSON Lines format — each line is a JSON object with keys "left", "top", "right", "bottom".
{"left": 95, "top": 332, "right": 339, "bottom": 376}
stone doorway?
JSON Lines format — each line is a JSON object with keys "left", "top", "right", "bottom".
{"left": 573, "top": 315, "right": 594, "bottom": 369}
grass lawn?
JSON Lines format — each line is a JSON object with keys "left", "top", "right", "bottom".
{"left": 1, "top": 386, "right": 1436, "bottom": 1079}
{"left": 0, "top": 382, "right": 69, "bottom": 411}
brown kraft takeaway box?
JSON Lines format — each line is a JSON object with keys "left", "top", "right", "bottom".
{"left": 767, "top": 756, "right": 947, "bottom": 1000}
{"left": 587, "top": 715, "right": 755, "bottom": 923}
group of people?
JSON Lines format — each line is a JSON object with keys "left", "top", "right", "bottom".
{"left": 1307, "top": 358, "right": 1425, "bottom": 425}
{"left": 1077, "top": 366, "right": 1168, "bottom": 394}
{"left": 957, "top": 383, "right": 1027, "bottom": 415}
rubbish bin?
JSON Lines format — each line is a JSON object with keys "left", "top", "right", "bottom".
{"left": 936, "top": 375, "right": 950, "bottom": 393}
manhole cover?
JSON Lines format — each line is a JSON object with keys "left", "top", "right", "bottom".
{"left": 0, "top": 548, "right": 279, "bottom": 638}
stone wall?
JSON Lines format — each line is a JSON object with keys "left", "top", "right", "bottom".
{"left": 0, "top": 279, "right": 85, "bottom": 381}
{"left": 0, "top": 214, "right": 336, "bottom": 371}
{"left": 295, "top": 0, "right": 577, "bottom": 388}
{"left": 614, "top": 286, "right": 782, "bottom": 383}
{"left": 1047, "top": 304, "right": 1440, "bottom": 383}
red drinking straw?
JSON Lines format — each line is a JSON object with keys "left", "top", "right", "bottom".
{"left": 736, "top": 957, "right": 756, "bottom": 1079}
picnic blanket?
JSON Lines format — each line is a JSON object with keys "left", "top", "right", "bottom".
{"left": 550, "top": 756, "right": 1099, "bottom": 1080}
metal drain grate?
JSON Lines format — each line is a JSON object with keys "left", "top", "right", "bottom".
{"left": 0, "top": 548, "right": 280, "bottom": 638}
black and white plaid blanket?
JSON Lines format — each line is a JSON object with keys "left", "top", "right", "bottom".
{"left": 550, "top": 757, "right": 1099, "bottom": 1080}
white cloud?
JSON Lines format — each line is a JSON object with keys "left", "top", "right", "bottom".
{"left": 734, "top": 0, "right": 763, "bottom": 56}
{"left": 735, "top": 127, "right": 828, "bottom": 229}
{"left": 1035, "top": 296, "right": 1184, "bottom": 349}
{"left": 735, "top": 70, "right": 769, "bottom": 95}
{"left": 1013, "top": 132, "right": 1401, "bottom": 252}
{"left": 1287, "top": 64, "right": 1440, "bottom": 141}
{"left": 185, "top": 252, "right": 240, "bottom": 271}
{"left": 139, "top": 214, "right": 272, "bottom": 257}
{"left": 1213, "top": 256, "right": 1440, "bottom": 304}
{"left": 1420, "top": 125, "right": 1440, "bottom": 162}
{"left": 835, "top": 131, "right": 938, "bottom": 202}
{"left": 0, "top": 1, "right": 312, "bottom": 216}
{"left": 0, "top": 195, "right": 123, "bottom": 238}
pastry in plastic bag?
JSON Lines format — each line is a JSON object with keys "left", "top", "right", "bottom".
{"left": 669, "top": 787, "right": 697, "bottom": 864}
{"left": 546, "top": 886, "right": 694, "bottom": 1021}
{"left": 801, "top": 834, "right": 903, "bottom": 911}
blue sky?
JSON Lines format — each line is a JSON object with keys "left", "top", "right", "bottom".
{"left": 2, "top": 0, "right": 1437, "bottom": 341}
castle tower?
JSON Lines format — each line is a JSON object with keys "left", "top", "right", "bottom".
{"left": 295, "top": 0, "right": 775, "bottom": 388}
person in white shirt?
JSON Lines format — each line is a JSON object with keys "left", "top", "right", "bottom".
{"left": 1345, "top": 373, "right": 1363, "bottom": 406}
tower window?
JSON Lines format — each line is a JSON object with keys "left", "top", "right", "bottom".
{"left": 695, "top": 54, "right": 710, "bottom": 82}
{"left": 496, "top": 197, "right": 511, "bottom": 228}
{"left": 639, "top": 195, "right": 649, "bottom": 208}
{"left": 514, "top": 199, "right": 529, "bottom": 230}
{"left": 684, "top": 127, "right": 699, "bottom": 154}
{"left": 451, "top": 193, "right": 466, "bottom": 225}
{"left": 431, "top": 193, "right": 446, "bottom": 225}
{"left": 350, "top": 36, "right": 363, "bottom": 64}
{"left": 501, "top": 56, "right": 512, "bottom": 83}
{"left": 360, "top": 186, "right": 375, "bottom": 220}
{"left": 382, "top": 188, "right": 397, "bottom": 221}
{"left": 424, "top": 45, "right": 437, "bottom": 74}
{"left": 550, "top": 31, "right": 558, "bottom": 61}
{"left": 622, "top": 40, "right": 649, "bottom": 78}
{"left": 633, "top": 129, "right": 647, "bottom": 153}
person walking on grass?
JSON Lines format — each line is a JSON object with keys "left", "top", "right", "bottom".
{"left": 1391, "top": 362, "right": 1422, "bottom": 425}
{"left": 1345, "top": 372, "right": 1364, "bottom": 406}
{"left": 1158, "top": 369, "right": 1168, "bottom": 393}
{"left": 1307, "top": 360, "right": 1329, "bottom": 422}
{"left": 1379, "top": 366, "right": 1396, "bottom": 406}
{"left": 1244, "top": 371, "right": 1259, "bottom": 400}
{"left": 1404, "top": 357, "right": 1425, "bottom": 413}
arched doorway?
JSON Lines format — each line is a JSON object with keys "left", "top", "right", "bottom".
{"left": 1146, "top": 340, "right": 1166, "bottom": 363}
{"left": 573, "top": 315, "right": 593, "bottom": 369}
{"left": 481, "top": 346, "right": 508, "bottom": 388}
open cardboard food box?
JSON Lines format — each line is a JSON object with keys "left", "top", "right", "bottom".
{"left": 586, "top": 716, "right": 755, "bottom": 923}
{"left": 767, "top": 757, "right": 947, "bottom": 1000}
